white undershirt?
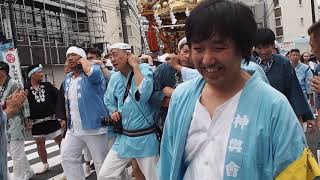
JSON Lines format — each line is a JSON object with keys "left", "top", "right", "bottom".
{"left": 183, "top": 91, "right": 242, "bottom": 180}
{"left": 68, "top": 76, "right": 106, "bottom": 135}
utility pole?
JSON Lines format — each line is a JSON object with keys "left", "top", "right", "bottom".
{"left": 85, "top": 5, "right": 92, "bottom": 46}
{"left": 6, "top": 0, "right": 17, "bottom": 47}
{"left": 263, "top": 0, "right": 268, "bottom": 28}
{"left": 119, "top": 0, "right": 129, "bottom": 43}
{"left": 311, "top": 0, "right": 316, "bottom": 23}
{"left": 125, "top": 0, "right": 144, "bottom": 52}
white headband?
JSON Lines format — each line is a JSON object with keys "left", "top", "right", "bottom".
{"left": 178, "top": 37, "right": 187, "bottom": 51}
{"left": 66, "top": 46, "right": 87, "bottom": 59}
{"left": 28, "top": 64, "right": 43, "bottom": 78}
{"left": 108, "top": 43, "right": 131, "bottom": 53}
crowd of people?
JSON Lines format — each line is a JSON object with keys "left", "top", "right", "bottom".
{"left": 3, "top": 0, "right": 320, "bottom": 180}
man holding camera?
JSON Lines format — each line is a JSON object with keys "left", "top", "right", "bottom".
{"left": 99, "top": 43, "right": 158, "bottom": 180}
{"left": 60, "top": 46, "right": 109, "bottom": 180}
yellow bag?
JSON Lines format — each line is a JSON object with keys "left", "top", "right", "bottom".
{"left": 276, "top": 148, "right": 320, "bottom": 180}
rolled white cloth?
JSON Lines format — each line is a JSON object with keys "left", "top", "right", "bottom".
{"left": 66, "top": 46, "right": 87, "bottom": 59}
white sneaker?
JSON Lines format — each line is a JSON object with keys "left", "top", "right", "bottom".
{"left": 84, "top": 164, "right": 92, "bottom": 178}
{"left": 36, "top": 163, "right": 49, "bottom": 174}
{"left": 24, "top": 169, "right": 34, "bottom": 180}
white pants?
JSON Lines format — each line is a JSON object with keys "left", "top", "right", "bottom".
{"left": 98, "top": 149, "right": 158, "bottom": 180}
{"left": 8, "top": 140, "right": 32, "bottom": 180}
{"left": 83, "top": 146, "right": 92, "bottom": 162}
{"left": 83, "top": 136, "right": 115, "bottom": 163}
{"left": 61, "top": 131, "right": 108, "bottom": 180}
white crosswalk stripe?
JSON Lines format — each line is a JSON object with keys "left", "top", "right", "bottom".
{"left": 7, "top": 140, "right": 65, "bottom": 180}
{"left": 7, "top": 140, "right": 133, "bottom": 180}
{"left": 8, "top": 141, "right": 59, "bottom": 168}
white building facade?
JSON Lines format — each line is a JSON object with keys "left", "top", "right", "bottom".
{"left": 315, "top": 0, "right": 320, "bottom": 22}
{"left": 268, "top": 0, "right": 313, "bottom": 43}
{"left": 101, "top": 0, "right": 142, "bottom": 55}
{"left": 241, "top": 0, "right": 314, "bottom": 43}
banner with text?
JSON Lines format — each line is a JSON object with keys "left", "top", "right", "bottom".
{"left": 1, "top": 48, "right": 24, "bottom": 87}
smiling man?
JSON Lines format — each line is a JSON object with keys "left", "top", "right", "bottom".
{"left": 157, "top": 0, "right": 307, "bottom": 180}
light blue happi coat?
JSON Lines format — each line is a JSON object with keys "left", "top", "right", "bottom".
{"left": 241, "top": 60, "right": 269, "bottom": 83}
{"left": 0, "top": 108, "right": 7, "bottom": 180}
{"left": 157, "top": 72, "right": 306, "bottom": 180}
{"left": 104, "top": 63, "right": 159, "bottom": 158}
{"left": 294, "top": 62, "right": 313, "bottom": 96}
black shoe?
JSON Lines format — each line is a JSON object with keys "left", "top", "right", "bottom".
{"left": 90, "top": 163, "right": 95, "bottom": 170}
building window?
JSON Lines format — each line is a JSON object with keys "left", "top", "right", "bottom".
{"left": 251, "top": 6, "right": 255, "bottom": 16}
{"left": 116, "top": 6, "right": 120, "bottom": 17}
{"left": 300, "top": 17, "right": 304, "bottom": 25}
{"left": 274, "top": 8, "right": 281, "bottom": 18}
{"left": 257, "top": 22, "right": 263, "bottom": 28}
{"left": 119, "top": 27, "right": 122, "bottom": 37}
{"left": 298, "top": 0, "right": 302, "bottom": 5}
{"left": 102, "top": 10, "right": 107, "bottom": 23}
{"left": 276, "top": 27, "right": 283, "bottom": 36}
{"left": 276, "top": 36, "right": 283, "bottom": 43}
{"left": 273, "top": 0, "right": 279, "bottom": 7}
{"left": 127, "top": 25, "right": 132, "bottom": 36}
{"left": 275, "top": 18, "right": 281, "bottom": 26}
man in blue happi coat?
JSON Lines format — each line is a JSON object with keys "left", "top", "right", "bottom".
{"left": 158, "top": 0, "right": 307, "bottom": 179}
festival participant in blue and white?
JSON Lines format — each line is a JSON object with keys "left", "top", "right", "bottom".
{"left": 289, "top": 49, "right": 314, "bottom": 100}
{"left": 0, "top": 62, "right": 33, "bottom": 180}
{"left": 0, "top": 88, "right": 28, "bottom": 180}
{"left": 25, "top": 64, "right": 62, "bottom": 174}
{"left": 158, "top": 0, "right": 308, "bottom": 179}
{"left": 60, "top": 46, "right": 109, "bottom": 180}
{"left": 151, "top": 37, "right": 268, "bottom": 128}
{"left": 165, "top": 37, "right": 200, "bottom": 81}
{"left": 99, "top": 43, "right": 158, "bottom": 180}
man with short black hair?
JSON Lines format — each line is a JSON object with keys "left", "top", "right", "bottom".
{"left": 254, "top": 28, "right": 314, "bottom": 126}
{"left": 87, "top": 48, "right": 102, "bottom": 60}
{"left": 87, "top": 48, "right": 110, "bottom": 80}
{"left": 158, "top": 1, "right": 307, "bottom": 179}
{"left": 309, "top": 21, "right": 320, "bottom": 60}
{"left": 290, "top": 48, "right": 314, "bottom": 101}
